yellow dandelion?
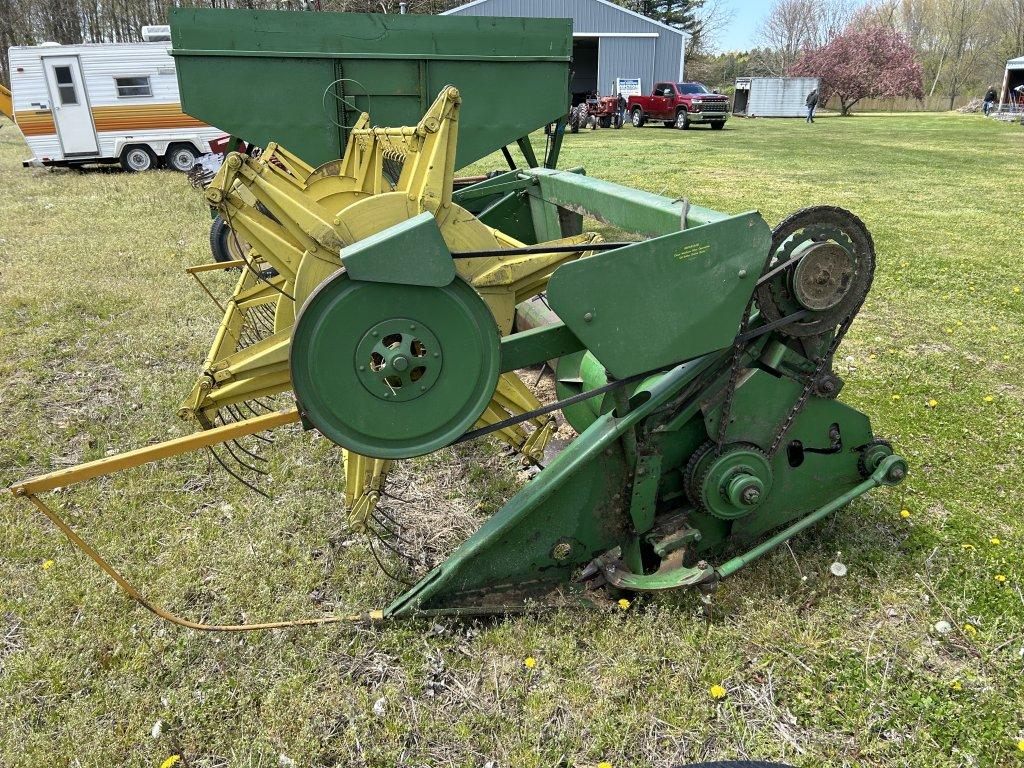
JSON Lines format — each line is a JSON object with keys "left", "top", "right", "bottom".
{"left": 1013, "top": 286, "right": 1021, "bottom": 294}
{"left": 995, "top": 574, "right": 1007, "bottom": 583}
{"left": 891, "top": 394, "right": 901, "bottom": 401}
{"left": 963, "top": 623, "right": 978, "bottom": 637}
{"left": 617, "top": 598, "right": 631, "bottom": 610}
{"left": 900, "top": 509, "right": 911, "bottom": 519}
{"left": 957, "top": 320, "right": 964, "bottom": 326}
{"left": 962, "top": 543, "right": 975, "bottom": 550}
{"left": 1003, "top": 354, "right": 1010, "bottom": 361}
{"left": 1017, "top": 739, "right": 1024, "bottom": 752}
{"left": 868, "top": 354, "right": 877, "bottom": 361}
{"left": 950, "top": 680, "right": 962, "bottom": 692}
{"left": 927, "top": 399, "right": 938, "bottom": 408}
{"left": 944, "top": 327, "right": 953, "bottom": 334}
{"left": 159, "top": 757, "right": 181, "bottom": 768}
{"left": 524, "top": 656, "right": 536, "bottom": 669}
{"left": 709, "top": 684, "right": 727, "bottom": 699}
{"left": 990, "top": 537, "right": 1001, "bottom": 545}
{"left": 598, "top": 762, "right": 614, "bottom": 768}
{"left": 41, "top": 559, "right": 54, "bottom": 570}
{"left": 989, "top": 325, "right": 998, "bottom": 332}
{"left": 984, "top": 395, "right": 994, "bottom": 403}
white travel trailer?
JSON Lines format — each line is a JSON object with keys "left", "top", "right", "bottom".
{"left": 5, "top": 26, "right": 222, "bottom": 171}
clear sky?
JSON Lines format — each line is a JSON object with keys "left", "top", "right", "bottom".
{"left": 715, "top": 0, "right": 769, "bottom": 52}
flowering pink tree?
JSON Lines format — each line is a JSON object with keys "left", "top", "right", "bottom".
{"left": 788, "top": 26, "right": 924, "bottom": 116}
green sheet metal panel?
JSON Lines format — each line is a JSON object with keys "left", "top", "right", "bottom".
{"left": 545, "top": 213, "right": 772, "bottom": 379}
{"left": 169, "top": 9, "right": 571, "bottom": 169}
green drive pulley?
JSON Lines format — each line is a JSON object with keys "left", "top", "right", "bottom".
{"left": 290, "top": 272, "right": 500, "bottom": 459}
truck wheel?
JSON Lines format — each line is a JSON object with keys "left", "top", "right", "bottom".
{"left": 120, "top": 145, "right": 155, "bottom": 172}
{"left": 166, "top": 143, "right": 199, "bottom": 172}
{"left": 711, "top": 121, "right": 726, "bottom": 130}
{"left": 631, "top": 108, "right": 646, "bottom": 127}
{"left": 675, "top": 110, "right": 690, "bottom": 130}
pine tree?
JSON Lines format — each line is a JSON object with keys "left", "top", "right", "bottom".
{"left": 625, "top": 0, "right": 704, "bottom": 36}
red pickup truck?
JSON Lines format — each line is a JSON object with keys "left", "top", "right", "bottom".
{"left": 627, "top": 82, "right": 730, "bottom": 130}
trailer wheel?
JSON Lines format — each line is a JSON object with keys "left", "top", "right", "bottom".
{"left": 631, "top": 108, "right": 646, "bottom": 127}
{"left": 675, "top": 109, "right": 690, "bottom": 130}
{"left": 569, "top": 106, "right": 581, "bottom": 134}
{"left": 120, "top": 145, "right": 155, "bottom": 172}
{"left": 166, "top": 143, "right": 200, "bottom": 172}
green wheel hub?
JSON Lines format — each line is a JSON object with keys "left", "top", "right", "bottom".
{"left": 693, "top": 443, "right": 774, "bottom": 520}
{"left": 291, "top": 273, "right": 500, "bottom": 459}
{"left": 356, "top": 319, "right": 442, "bottom": 403}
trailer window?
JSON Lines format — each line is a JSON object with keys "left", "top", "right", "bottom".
{"left": 115, "top": 76, "right": 152, "bottom": 98}
{"left": 54, "top": 66, "right": 78, "bottom": 105}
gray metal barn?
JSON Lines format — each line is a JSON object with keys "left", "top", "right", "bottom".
{"left": 442, "top": 0, "right": 688, "bottom": 101}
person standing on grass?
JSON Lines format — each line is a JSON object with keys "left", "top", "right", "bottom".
{"left": 617, "top": 92, "right": 627, "bottom": 127}
{"left": 983, "top": 85, "right": 998, "bottom": 116}
{"left": 805, "top": 87, "right": 819, "bottom": 123}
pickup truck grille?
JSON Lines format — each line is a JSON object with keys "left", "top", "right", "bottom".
{"left": 700, "top": 101, "right": 729, "bottom": 112}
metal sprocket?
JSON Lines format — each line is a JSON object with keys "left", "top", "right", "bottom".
{"left": 684, "top": 440, "right": 716, "bottom": 507}
{"left": 755, "top": 206, "right": 875, "bottom": 337}
{"left": 695, "top": 443, "right": 773, "bottom": 519}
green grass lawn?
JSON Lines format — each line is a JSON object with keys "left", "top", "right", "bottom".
{"left": 1, "top": 112, "right": 1022, "bottom": 768}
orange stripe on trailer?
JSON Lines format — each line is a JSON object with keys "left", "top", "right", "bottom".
{"left": 92, "top": 103, "right": 207, "bottom": 132}
{"left": 0, "top": 85, "right": 12, "bottom": 120}
{"left": 13, "top": 109, "right": 56, "bottom": 136}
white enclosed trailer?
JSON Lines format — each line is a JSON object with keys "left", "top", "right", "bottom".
{"left": 998, "top": 55, "right": 1023, "bottom": 114}
{"left": 733, "top": 77, "right": 820, "bottom": 118}
{"left": 6, "top": 28, "right": 221, "bottom": 171}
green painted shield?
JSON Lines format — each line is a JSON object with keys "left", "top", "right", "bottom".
{"left": 291, "top": 273, "right": 499, "bottom": 459}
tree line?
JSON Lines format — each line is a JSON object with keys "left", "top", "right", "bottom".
{"left": 2, "top": 0, "right": 1020, "bottom": 108}
{"left": 0, "top": 0, "right": 726, "bottom": 87}
{"left": 691, "top": 0, "right": 1022, "bottom": 110}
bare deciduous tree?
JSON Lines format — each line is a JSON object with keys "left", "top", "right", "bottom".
{"left": 755, "top": 0, "right": 855, "bottom": 75}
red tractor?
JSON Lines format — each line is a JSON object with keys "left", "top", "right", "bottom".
{"left": 569, "top": 94, "right": 624, "bottom": 132}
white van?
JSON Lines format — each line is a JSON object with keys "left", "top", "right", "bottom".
{"left": 5, "top": 27, "right": 222, "bottom": 171}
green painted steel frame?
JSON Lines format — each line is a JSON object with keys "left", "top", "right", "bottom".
{"left": 386, "top": 353, "right": 723, "bottom": 616}
{"left": 518, "top": 167, "right": 730, "bottom": 235}
{"left": 170, "top": 9, "right": 572, "bottom": 169}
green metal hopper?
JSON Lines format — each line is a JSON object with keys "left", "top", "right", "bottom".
{"left": 169, "top": 8, "right": 572, "bottom": 169}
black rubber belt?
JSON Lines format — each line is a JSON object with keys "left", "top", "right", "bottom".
{"left": 453, "top": 308, "right": 810, "bottom": 446}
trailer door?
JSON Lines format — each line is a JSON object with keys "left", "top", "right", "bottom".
{"left": 42, "top": 56, "right": 99, "bottom": 156}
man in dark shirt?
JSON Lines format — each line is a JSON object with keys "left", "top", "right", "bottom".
{"left": 805, "top": 88, "right": 819, "bottom": 123}
{"left": 983, "top": 85, "right": 998, "bottom": 116}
